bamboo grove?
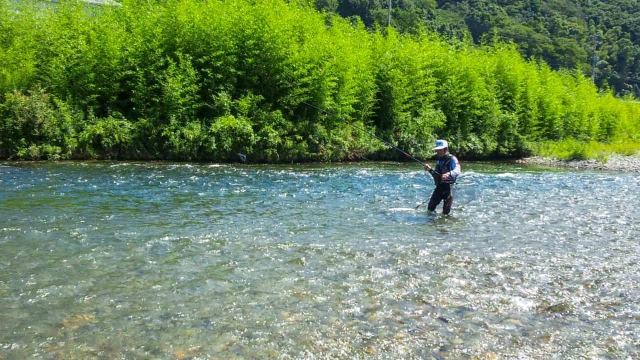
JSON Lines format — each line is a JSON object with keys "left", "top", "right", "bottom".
{"left": 1, "top": 0, "right": 639, "bottom": 162}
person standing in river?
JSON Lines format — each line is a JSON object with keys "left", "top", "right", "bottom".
{"left": 424, "top": 139, "right": 461, "bottom": 215}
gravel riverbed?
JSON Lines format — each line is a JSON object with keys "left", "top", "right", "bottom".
{"left": 516, "top": 154, "right": 640, "bottom": 172}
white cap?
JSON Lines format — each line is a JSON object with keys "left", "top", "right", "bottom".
{"left": 433, "top": 139, "right": 448, "bottom": 150}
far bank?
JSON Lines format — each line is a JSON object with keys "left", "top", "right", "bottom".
{"left": 516, "top": 154, "right": 640, "bottom": 173}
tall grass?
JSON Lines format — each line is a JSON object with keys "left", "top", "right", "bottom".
{"left": 531, "top": 140, "right": 640, "bottom": 161}
{"left": 1, "top": 0, "right": 639, "bottom": 161}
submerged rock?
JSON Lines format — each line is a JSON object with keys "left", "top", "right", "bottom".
{"left": 538, "top": 302, "right": 573, "bottom": 314}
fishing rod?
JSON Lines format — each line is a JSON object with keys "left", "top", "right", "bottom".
{"left": 302, "top": 101, "right": 468, "bottom": 210}
{"left": 414, "top": 180, "right": 476, "bottom": 210}
{"left": 302, "top": 101, "right": 445, "bottom": 180}
{"left": 414, "top": 197, "right": 430, "bottom": 210}
{"left": 302, "top": 102, "right": 480, "bottom": 211}
{"left": 301, "top": 101, "right": 429, "bottom": 167}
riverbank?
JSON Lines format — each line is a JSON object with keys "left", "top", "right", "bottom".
{"left": 4, "top": 155, "right": 640, "bottom": 172}
{"left": 516, "top": 154, "right": 640, "bottom": 172}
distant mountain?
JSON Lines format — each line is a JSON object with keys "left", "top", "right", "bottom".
{"left": 318, "top": 0, "right": 640, "bottom": 97}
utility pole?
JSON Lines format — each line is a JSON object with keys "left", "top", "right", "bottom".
{"left": 388, "top": 0, "right": 392, "bottom": 27}
{"left": 585, "top": 1, "right": 599, "bottom": 85}
{"left": 591, "top": 32, "right": 599, "bottom": 84}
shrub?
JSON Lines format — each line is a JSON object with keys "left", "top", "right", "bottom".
{"left": 209, "top": 114, "right": 256, "bottom": 161}
{"left": 77, "top": 114, "right": 133, "bottom": 159}
{"left": 0, "top": 87, "right": 77, "bottom": 159}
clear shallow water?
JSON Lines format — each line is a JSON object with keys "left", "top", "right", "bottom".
{"left": 0, "top": 161, "right": 639, "bottom": 359}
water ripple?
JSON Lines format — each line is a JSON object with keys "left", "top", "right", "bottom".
{"left": 0, "top": 162, "right": 638, "bottom": 358}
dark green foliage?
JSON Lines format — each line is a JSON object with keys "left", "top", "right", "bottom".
{"left": 1, "top": 0, "right": 639, "bottom": 162}
{"left": 319, "top": 0, "right": 640, "bottom": 98}
{"left": 0, "top": 87, "right": 78, "bottom": 159}
{"left": 78, "top": 113, "right": 133, "bottom": 159}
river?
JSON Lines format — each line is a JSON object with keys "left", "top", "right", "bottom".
{"left": 1, "top": 162, "right": 638, "bottom": 359}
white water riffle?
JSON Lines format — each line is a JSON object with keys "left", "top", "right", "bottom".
{"left": 1, "top": 162, "right": 639, "bottom": 359}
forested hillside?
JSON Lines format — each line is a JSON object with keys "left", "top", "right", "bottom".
{"left": 319, "top": 0, "right": 640, "bottom": 97}
{"left": 1, "top": 0, "right": 639, "bottom": 162}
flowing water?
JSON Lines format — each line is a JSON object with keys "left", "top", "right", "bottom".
{"left": 0, "top": 161, "right": 639, "bottom": 359}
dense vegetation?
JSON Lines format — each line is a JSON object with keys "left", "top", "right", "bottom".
{"left": 1, "top": 0, "right": 639, "bottom": 162}
{"left": 324, "top": 0, "right": 640, "bottom": 98}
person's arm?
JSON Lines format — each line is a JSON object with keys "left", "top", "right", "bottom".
{"left": 441, "top": 156, "right": 460, "bottom": 181}
{"left": 424, "top": 164, "right": 441, "bottom": 182}
{"left": 424, "top": 164, "right": 440, "bottom": 175}
{"left": 449, "top": 156, "right": 461, "bottom": 180}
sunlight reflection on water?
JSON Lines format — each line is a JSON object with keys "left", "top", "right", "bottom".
{"left": 0, "top": 162, "right": 639, "bottom": 359}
